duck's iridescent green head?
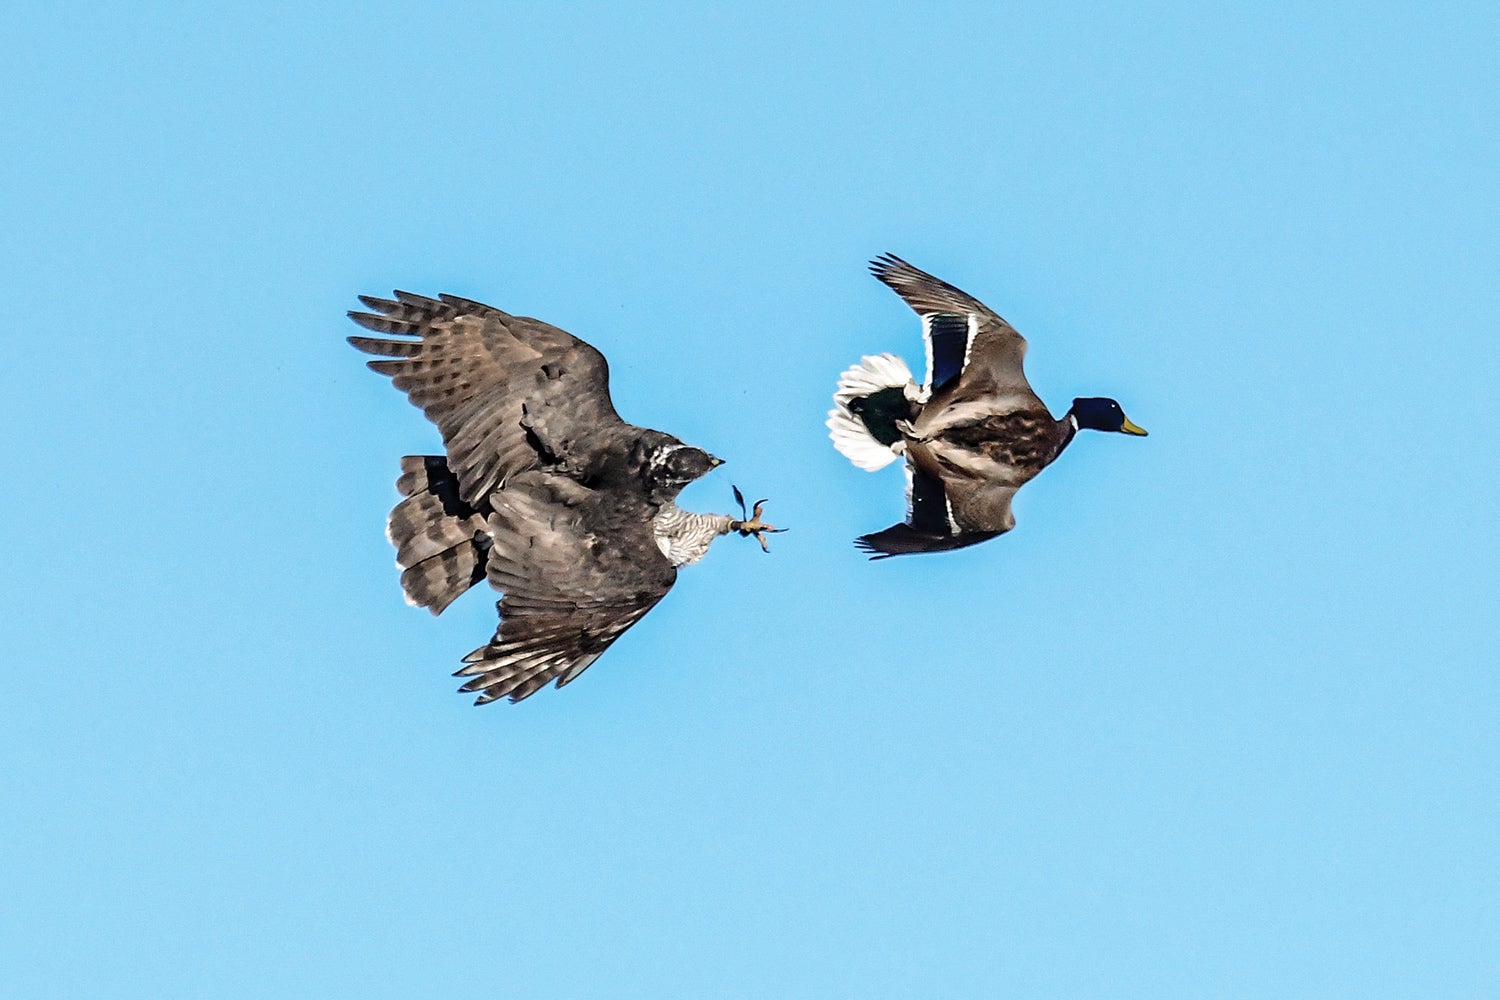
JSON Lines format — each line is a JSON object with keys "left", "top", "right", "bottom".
{"left": 1072, "top": 397, "right": 1148, "bottom": 436}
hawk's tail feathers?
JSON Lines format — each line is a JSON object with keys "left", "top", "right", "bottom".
{"left": 826, "top": 353, "right": 915, "bottom": 472}
{"left": 388, "top": 456, "right": 491, "bottom": 616}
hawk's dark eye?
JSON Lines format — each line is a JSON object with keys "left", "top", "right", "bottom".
{"left": 670, "top": 451, "right": 699, "bottom": 480}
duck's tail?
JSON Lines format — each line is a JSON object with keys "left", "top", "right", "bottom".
{"left": 826, "top": 353, "right": 918, "bottom": 472}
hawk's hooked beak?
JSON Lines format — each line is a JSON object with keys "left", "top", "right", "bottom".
{"left": 1120, "top": 416, "right": 1148, "bottom": 437}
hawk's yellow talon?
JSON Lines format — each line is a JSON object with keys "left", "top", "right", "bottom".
{"left": 729, "top": 489, "right": 786, "bottom": 553}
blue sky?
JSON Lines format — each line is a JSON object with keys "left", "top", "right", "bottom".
{"left": 5, "top": 2, "right": 1498, "bottom": 996}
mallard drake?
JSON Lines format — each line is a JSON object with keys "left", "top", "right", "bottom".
{"left": 827, "top": 254, "right": 1146, "bottom": 558}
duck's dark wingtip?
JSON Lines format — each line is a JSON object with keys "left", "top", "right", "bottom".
{"left": 854, "top": 523, "right": 1004, "bottom": 558}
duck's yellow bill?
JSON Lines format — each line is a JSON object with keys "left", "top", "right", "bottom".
{"left": 1120, "top": 416, "right": 1149, "bottom": 436}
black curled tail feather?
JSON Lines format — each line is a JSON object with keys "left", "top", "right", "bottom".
{"left": 847, "top": 386, "right": 914, "bottom": 447}
{"left": 827, "top": 353, "right": 916, "bottom": 472}
{"left": 387, "top": 456, "right": 491, "bottom": 615}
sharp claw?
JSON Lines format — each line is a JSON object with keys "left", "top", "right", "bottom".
{"left": 729, "top": 494, "right": 786, "bottom": 553}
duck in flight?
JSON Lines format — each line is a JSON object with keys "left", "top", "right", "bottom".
{"left": 827, "top": 254, "right": 1147, "bottom": 558}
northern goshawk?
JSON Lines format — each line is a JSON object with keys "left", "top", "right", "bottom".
{"left": 350, "top": 290, "right": 781, "bottom": 703}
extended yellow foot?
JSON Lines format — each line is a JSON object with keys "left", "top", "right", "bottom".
{"left": 730, "top": 486, "right": 787, "bottom": 553}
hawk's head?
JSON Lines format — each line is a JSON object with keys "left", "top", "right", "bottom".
{"left": 643, "top": 440, "right": 724, "bottom": 498}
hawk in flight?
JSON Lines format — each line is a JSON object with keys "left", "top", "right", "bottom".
{"left": 350, "top": 290, "right": 781, "bottom": 704}
{"left": 828, "top": 255, "right": 1146, "bottom": 558}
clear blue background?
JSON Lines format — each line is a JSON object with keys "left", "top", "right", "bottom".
{"left": 5, "top": 3, "right": 1498, "bottom": 996}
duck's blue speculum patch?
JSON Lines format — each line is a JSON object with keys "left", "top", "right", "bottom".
{"left": 926, "top": 312, "right": 969, "bottom": 392}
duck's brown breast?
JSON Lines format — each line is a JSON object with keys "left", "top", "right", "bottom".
{"left": 939, "top": 409, "right": 1062, "bottom": 476}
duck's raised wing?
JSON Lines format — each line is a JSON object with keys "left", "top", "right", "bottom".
{"left": 868, "top": 254, "right": 1035, "bottom": 402}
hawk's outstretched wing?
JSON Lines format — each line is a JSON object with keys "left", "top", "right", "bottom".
{"left": 453, "top": 473, "right": 677, "bottom": 704}
{"left": 348, "top": 292, "right": 631, "bottom": 506}
{"left": 868, "top": 254, "right": 1037, "bottom": 405}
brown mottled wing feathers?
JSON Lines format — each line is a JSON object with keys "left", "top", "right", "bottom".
{"left": 348, "top": 292, "right": 627, "bottom": 506}
{"left": 453, "top": 473, "right": 677, "bottom": 704}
